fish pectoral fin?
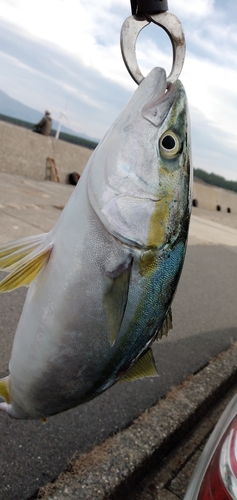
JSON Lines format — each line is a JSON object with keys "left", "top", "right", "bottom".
{"left": 0, "top": 233, "right": 53, "bottom": 292}
{"left": 0, "top": 376, "right": 10, "bottom": 403}
{"left": 0, "top": 234, "right": 46, "bottom": 270}
{"left": 104, "top": 257, "right": 132, "bottom": 347}
{"left": 119, "top": 349, "right": 158, "bottom": 383}
{"left": 154, "top": 308, "right": 173, "bottom": 341}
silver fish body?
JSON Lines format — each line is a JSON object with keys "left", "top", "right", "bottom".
{"left": 0, "top": 67, "right": 192, "bottom": 419}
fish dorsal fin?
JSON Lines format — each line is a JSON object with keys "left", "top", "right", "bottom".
{"left": 154, "top": 308, "right": 173, "bottom": 341}
{"left": 0, "top": 377, "right": 10, "bottom": 403}
{"left": 0, "top": 234, "right": 53, "bottom": 292}
{"left": 103, "top": 261, "right": 132, "bottom": 347}
{"left": 119, "top": 348, "right": 158, "bottom": 383}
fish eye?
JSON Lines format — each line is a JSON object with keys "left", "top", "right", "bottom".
{"left": 159, "top": 130, "right": 181, "bottom": 159}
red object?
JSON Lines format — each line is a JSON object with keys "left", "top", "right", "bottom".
{"left": 198, "top": 417, "right": 237, "bottom": 499}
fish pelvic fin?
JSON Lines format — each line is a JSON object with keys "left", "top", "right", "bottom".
{"left": 154, "top": 308, "right": 173, "bottom": 341}
{"left": 119, "top": 348, "right": 158, "bottom": 383}
{"left": 104, "top": 259, "right": 132, "bottom": 347}
{"left": 0, "top": 376, "right": 11, "bottom": 404}
{"left": 0, "top": 233, "right": 53, "bottom": 292}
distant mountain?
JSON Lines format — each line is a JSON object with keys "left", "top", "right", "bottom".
{"left": 0, "top": 89, "right": 42, "bottom": 124}
{"left": 0, "top": 89, "right": 97, "bottom": 141}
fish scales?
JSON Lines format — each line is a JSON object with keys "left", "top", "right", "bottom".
{"left": 0, "top": 67, "right": 192, "bottom": 419}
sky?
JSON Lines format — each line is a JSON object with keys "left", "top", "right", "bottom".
{"left": 0, "top": 0, "right": 237, "bottom": 180}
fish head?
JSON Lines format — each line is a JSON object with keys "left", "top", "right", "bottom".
{"left": 88, "top": 67, "right": 192, "bottom": 249}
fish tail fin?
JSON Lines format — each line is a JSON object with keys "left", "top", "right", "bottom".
{"left": 0, "top": 233, "right": 53, "bottom": 292}
{"left": 0, "top": 376, "right": 11, "bottom": 404}
{"left": 0, "top": 401, "right": 10, "bottom": 414}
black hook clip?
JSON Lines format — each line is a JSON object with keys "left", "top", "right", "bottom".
{"left": 130, "top": 0, "right": 168, "bottom": 16}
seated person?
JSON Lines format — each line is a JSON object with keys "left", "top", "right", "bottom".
{"left": 33, "top": 111, "right": 52, "bottom": 136}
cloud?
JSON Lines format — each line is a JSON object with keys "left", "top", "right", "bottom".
{"left": 169, "top": 0, "right": 215, "bottom": 19}
{"left": 0, "top": 18, "right": 132, "bottom": 138}
{"left": 0, "top": 0, "right": 236, "bottom": 180}
{"left": 190, "top": 105, "right": 237, "bottom": 181}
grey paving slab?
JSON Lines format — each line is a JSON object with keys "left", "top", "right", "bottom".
{"left": 36, "top": 344, "right": 237, "bottom": 500}
{"left": 0, "top": 172, "right": 74, "bottom": 242}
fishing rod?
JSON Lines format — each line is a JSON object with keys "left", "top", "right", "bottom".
{"left": 121, "top": 0, "right": 186, "bottom": 87}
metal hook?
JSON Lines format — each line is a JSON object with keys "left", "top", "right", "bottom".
{"left": 120, "top": 12, "right": 186, "bottom": 87}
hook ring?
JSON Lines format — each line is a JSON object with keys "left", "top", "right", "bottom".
{"left": 120, "top": 12, "right": 186, "bottom": 87}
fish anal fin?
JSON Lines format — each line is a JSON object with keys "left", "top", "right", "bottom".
{"left": 104, "top": 259, "right": 132, "bottom": 347}
{"left": 0, "top": 234, "right": 53, "bottom": 292}
{"left": 119, "top": 348, "right": 158, "bottom": 383}
{"left": 0, "top": 376, "right": 10, "bottom": 403}
{"left": 154, "top": 308, "right": 173, "bottom": 341}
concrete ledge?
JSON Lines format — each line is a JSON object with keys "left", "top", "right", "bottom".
{"left": 0, "top": 121, "right": 92, "bottom": 182}
{"left": 35, "top": 342, "right": 237, "bottom": 500}
{"left": 193, "top": 182, "right": 237, "bottom": 215}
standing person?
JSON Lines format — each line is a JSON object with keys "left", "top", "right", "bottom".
{"left": 33, "top": 111, "right": 52, "bottom": 136}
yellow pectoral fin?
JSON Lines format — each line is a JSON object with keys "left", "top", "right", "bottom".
{"left": 0, "top": 234, "right": 44, "bottom": 270}
{"left": 0, "top": 234, "right": 53, "bottom": 292}
{"left": 0, "top": 377, "right": 10, "bottom": 403}
{"left": 119, "top": 349, "right": 158, "bottom": 383}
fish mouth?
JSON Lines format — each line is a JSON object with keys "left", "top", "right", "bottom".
{"left": 110, "top": 188, "right": 161, "bottom": 203}
{"left": 125, "top": 67, "right": 179, "bottom": 127}
{"left": 141, "top": 70, "right": 180, "bottom": 127}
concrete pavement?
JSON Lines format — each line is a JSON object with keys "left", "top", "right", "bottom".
{"left": 36, "top": 343, "right": 237, "bottom": 500}
{"left": 189, "top": 214, "right": 237, "bottom": 246}
{"left": 0, "top": 171, "right": 74, "bottom": 243}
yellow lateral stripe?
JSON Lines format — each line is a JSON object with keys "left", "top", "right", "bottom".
{"left": 0, "top": 248, "right": 52, "bottom": 292}
{"left": 148, "top": 192, "right": 172, "bottom": 248}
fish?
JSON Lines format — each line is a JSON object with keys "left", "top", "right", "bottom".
{"left": 0, "top": 67, "right": 192, "bottom": 419}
